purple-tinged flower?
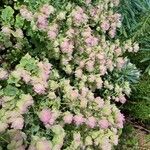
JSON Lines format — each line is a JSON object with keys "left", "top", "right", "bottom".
{"left": 73, "top": 132, "right": 81, "bottom": 142}
{"left": 60, "top": 40, "right": 74, "bottom": 54}
{"left": 47, "top": 24, "right": 58, "bottom": 40}
{"left": 33, "top": 83, "right": 46, "bottom": 94}
{"left": 0, "top": 68, "right": 8, "bottom": 80}
{"left": 101, "top": 21, "right": 110, "bottom": 32}
{"left": 11, "top": 117, "right": 24, "bottom": 129}
{"left": 116, "top": 113, "right": 125, "bottom": 128}
{"left": 116, "top": 57, "right": 125, "bottom": 69}
{"left": 119, "top": 94, "right": 126, "bottom": 104}
{"left": 95, "top": 97, "right": 104, "bottom": 108}
{"left": 74, "top": 114, "right": 85, "bottom": 126}
{"left": 70, "top": 89, "right": 79, "bottom": 100}
{"left": 86, "top": 116, "right": 96, "bottom": 128}
{"left": 1, "top": 26, "right": 11, "bottom": 35}
{"left": 98, "top": 119, "right": 109, "bottom": 129}
{"left": 36, "top": 14, "right": 48, "bottom": 30}
{"left": 85, "top": 36, "right": 98, "bottom": 47}
{"left": 40, "top": 4, "right": 54, "bottom": 17}
{"left": 39, "top": 109, "right": 52, "bottom": 125}
{"left": 36, "top": 140, "right": 52, "bottom": 150}
{"left": 20, "top": 6, "right": 33, "bottom": 21}
{"left": 63, "top": 112, "right": 73, "bottom": 124}
{"left": 0, "top": 122, "right": 8, "bottom": 132}
{"left": 21, "top": 70, "right": 31, "bottom": 83}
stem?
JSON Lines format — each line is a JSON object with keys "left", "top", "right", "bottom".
{"left": 0, "top": 136, "right": 9, "bottom": 143}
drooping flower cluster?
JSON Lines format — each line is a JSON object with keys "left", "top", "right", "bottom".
{"left": 0, "top": 0, "right": 140, "bottom": 150}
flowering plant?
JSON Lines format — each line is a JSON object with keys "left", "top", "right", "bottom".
{"left": 0, "top": 0, "right": 140, "bottom": 150}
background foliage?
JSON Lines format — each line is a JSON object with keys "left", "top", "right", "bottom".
{"left": 117, "top": 0, "right": 150, "bottom": 148}
{"left": 118, "top": 0, "right": 150, "bottom": 122}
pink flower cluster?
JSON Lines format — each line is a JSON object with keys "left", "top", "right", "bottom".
{"left": 7, "top": 130, "right": 26, "bottom": 150}
{"left": 98, "top": 119, "right": 109, "bottom": 129}
{"left": 47, "top": 24, "right": 58, "bottom": 40}
{"left": 17, "top": 57, "right": 52, "bottom": 95}
{"left": 85, "top": 36, "right": 98, "bottom": 47}
{"left": 39, "top": 109, "right": 59, "bottom": 127}
{"left": 7, "top": 112, "right": 24, "bottom": 130}
{"left": 17, "top": 94, "right": 34, "bottom": 114}
{"left": 115, "top": 94, "right": 126, "bottom": 104}
{"left": 20, "top": 5, "right": 33, "bottom": 21}
{"left": 36, "top": 14, "right": 49, "bottom": 30}
{"left": 101, "top": 21, "right": 110, "bottom": 32}
{"left": 116, "top": 113, "right": 125, "bottom": 128}
{"left": 72, "top": 7, "right": 88, "bottom": 26}
{"left": 32, "top": 61, "right": 52, "bottom": 94}
{"left": 36, "top": 139, "right": 52, "bottom": 150}
{"left": 63, "top": 112, "right": 113, "bottom": 130}
{"left": 60, "top": 39, "right": 74, "bottom": 54}
{"left": 20, "top": 69, "right": 31, "bottom": 84}
{"left": 1, "top": 26, "right": 12, "bottom": 35}
{"left": 40, "top": 4, "right": 54, "bottom": 17}
{"left": 63, "top": 112, "right": 73, "bottom": 124}
{"left": 36, "top": 4, "right": 54, "bottom": 30}
{"left": 0, "top": 68, "right": 8, "bottom": 80}
{"left": 124, "top": 40, "right": 140, "bottom": 53}
{"left": 20, "top": 4, "right": 55, "bottom": 33}
{"left": 100, "top": 13, "right": 121, "bottom": 38}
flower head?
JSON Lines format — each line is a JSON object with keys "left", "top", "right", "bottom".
{"left": 36, "top": 140, "right": 52, "bottom": 150}
{"left": 0, "top": 68, "right": 8, "bottom": 80}
{"left": 86, "top": 116, "right": 96, "bottom": 128}
{"left": 11, "top": 117, "right": 24, "bottom": 129}
{"left": 63, "top": 112, "right": 73, "bottom": 124}
{"left": 98, "top": 119, "right": 109, "bottom": 129}
{"left": 33, "top": 83, "right": 46, "bottom": 94}
{"left": 101, "top": 21, "right": 110, "bottom": 31}
{"left": 39, "top": 109, "right": 52, "bottom": 125}
{"left": 40, "top": 4, "right": 54, "bottom": 17}
{"left": 74, "top": 114, "right": 85, "bottom": 126}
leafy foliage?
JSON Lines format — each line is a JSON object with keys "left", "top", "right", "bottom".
{"left": 125, "top": 74, "right": 150, "bottom": 121}
{"left": 116, "top": 123, "right": 139, "bottom": 150}
{"left": 119, "top": 0, "right": 150, "bottom": 73}
{"left": 1, "top": 6, "right": 14, "bottom": 25}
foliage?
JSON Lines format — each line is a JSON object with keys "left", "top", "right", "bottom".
{"left": 124, "top": 74, "right": 150, "bottom": 122}
{"left": 119, "top": 0, "right": 150, "bottom": 73}
{"left": 117, "top": 123, "right": 150, "bottom": 150}
{"left": 116, "top": 123, "right": 139, "bottom": 150}
{"left": 118, "top": 0, "right": 150, "bottom": 123}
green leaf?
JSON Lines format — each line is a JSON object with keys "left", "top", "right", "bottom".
{"left": 3, "top": 85, "right": 19, "bottom": 97}
{"left": 15, "top": 15, "right": 25, "bottom": 28}
{"left": 140, "top": 57, "right": 150, "bottom": 62}
{"left": 1, "top": 6, "right": 14, "bottom": 25}
{"left": 145, "top": 65, "right": 150, "bottom": 74}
